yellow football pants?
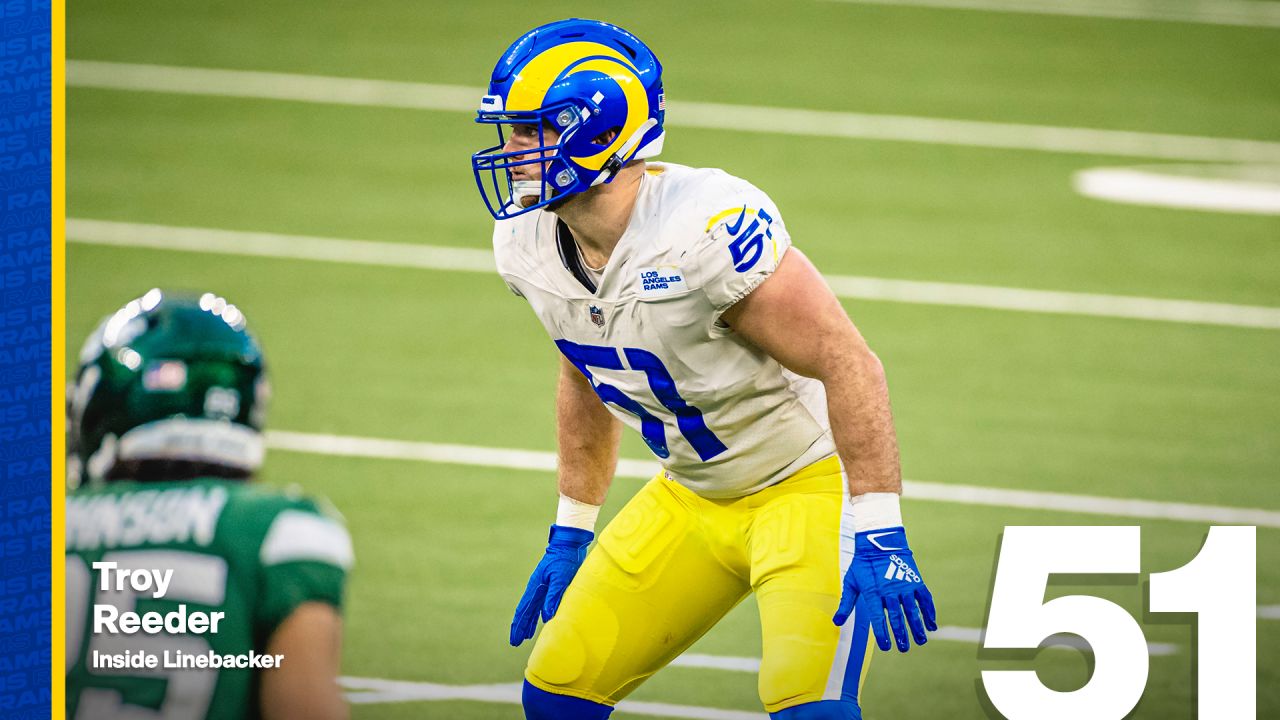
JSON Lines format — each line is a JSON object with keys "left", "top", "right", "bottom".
{"left": 525, "top": 456, "right": 875, "bottom": 713}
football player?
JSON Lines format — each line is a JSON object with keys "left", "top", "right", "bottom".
{"left": 472, "top": 18, "right": 937, "bottom": 720}
{"left": 65, "top": 289, "right": 352, "bottom": 720}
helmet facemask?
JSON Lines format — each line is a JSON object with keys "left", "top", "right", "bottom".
{"left": 472, "top": 99, "right": 588, "bottom": 219}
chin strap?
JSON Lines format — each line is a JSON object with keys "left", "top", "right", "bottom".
{"left": 592, "top": 118, "right": 659, "bottom": 187}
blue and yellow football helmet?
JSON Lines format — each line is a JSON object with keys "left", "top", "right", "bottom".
{"left": 472, "top": 19, "right": 666, "bottom": 219}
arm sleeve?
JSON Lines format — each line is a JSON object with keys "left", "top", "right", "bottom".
{"left": 255, "top": 505, "right": 354, "bottom": 633}
{"left": 691, "top": 183, "right": 793, "bottom": 314}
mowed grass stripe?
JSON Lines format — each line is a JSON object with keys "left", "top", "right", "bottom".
{"left": 66, "top": 218, "right": 1280, "bottom": 330}
{"left": 337, "top": 617, "right": 1182, "bottom": 716}
{"left": 263, "top": 430, "right": 1280, "bottom": 527}
{"left": 341, "top": 677, "right": 767, "bottom": 718}
{"left": 820, "top": 0, "right": 1280, "bottom": 28}
{"left": 66, "top": 60, "right": 1280, "bottom": 163}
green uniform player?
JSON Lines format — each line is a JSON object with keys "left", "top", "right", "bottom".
{"left": 65, "top": 289, "right": 352, "bottom": 720}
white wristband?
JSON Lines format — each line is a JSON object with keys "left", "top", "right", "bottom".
{"left": 849, "top": 492, "right": 903, "bottom": 533}
{"left": 556, "top": 494, "right": 602, "bottom": 532}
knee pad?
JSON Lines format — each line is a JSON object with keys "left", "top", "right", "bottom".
{"left": 770, "top": 699, "right": 862, "bottom": 720}
{"left": 522, "top": 680, "right": 613, "bottom": 720}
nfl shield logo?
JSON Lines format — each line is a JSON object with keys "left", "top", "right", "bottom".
{"left": 589, "top": 306, "right": 605, "bottom": 327}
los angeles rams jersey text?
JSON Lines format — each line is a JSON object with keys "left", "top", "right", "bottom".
{"left": 493, "top": 162, "right": 837, "bottom": 498}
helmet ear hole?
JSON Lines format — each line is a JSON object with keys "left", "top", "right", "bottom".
{"left": 592, "top": 127, "right": 621, "bottom": 146}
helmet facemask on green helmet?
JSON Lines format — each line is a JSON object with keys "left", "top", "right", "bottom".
{"left": 68, "top": 289, "right": 270, "bottom": 488}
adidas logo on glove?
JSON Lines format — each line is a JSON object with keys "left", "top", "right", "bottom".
{"left": 883, "top": 554, "right": 923, "bottom": 583}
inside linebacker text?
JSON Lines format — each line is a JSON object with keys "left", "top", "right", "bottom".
{"left": 91, "top": 649, "right": 283, "bottom": 670}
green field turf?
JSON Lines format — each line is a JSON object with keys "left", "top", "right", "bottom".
{"left": 66, "top": 1, "right": 1279, "bottom": 718}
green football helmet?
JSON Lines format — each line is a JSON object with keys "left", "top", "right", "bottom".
{"left": 68, "top": 289, "right": 270, "bottom": 487}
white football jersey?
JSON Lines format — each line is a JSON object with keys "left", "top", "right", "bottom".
{"left": 493, "top": 162, "right": 836, "bottom": 498}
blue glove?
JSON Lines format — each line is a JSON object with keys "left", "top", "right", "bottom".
{"left": 510, "top": 524, "right": 594, "bottom": 647}
{"left": 833, "top": 526, "right": 937, "bottom": 652}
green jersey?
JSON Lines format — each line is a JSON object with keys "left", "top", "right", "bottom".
{"left": 65, "top": 479, "right": 353, "bottom": 720}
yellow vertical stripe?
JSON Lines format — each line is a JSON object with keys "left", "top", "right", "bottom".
{"left": 52, "top": 0, "right": 67, "bottom": 712}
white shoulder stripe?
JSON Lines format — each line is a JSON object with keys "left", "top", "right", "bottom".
{"left": 260, "top": 510, "right": 354, "bottom": 570}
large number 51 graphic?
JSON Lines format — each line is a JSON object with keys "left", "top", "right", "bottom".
{"left": 557, "top": 339, "right": 727, "bottom": 461}
{"left": 982, "top": 525, "right": 1256, "bottom": 720}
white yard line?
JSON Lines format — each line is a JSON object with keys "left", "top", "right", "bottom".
{"left": 903, "top": 482, "right": 1280, "bottom": 528}
{"left": 340, "top": 677, "right": 768, "bottom": 718}
{"left": 263, "top": 429, "right": 1280, "bottom": 528}
{"left": 341, "top": 677, "right": 522, "bottom": 706}
{"left": 66, "top": 218, "right": 1280, "bottom": 331}
{"left": 820, "top": 0, "right": 1280, "bottom": 28}
{"left": 818, "top": 275, "right": 1280, "bottom": 330}
{"left": 672, "top": 654, "right": 761, "bottom": 672}
{"left": 1073, "top": 166, "right": 1280, "bottom": 215}
{"left": 1260, "top": 605, "right": 1280, "bottom": 619}
{"left": 66, "top": 218, "right": 495, "bottom": 272}
{"left": 66, "top": 60, "right": 1280, "bottom": 163}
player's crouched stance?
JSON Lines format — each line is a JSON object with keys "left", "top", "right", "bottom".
{"left": 473, "top": 19, "right": 937, "bottom": 720}
{"left": 66, "top": 290, "right": 353, "bottom": 720}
